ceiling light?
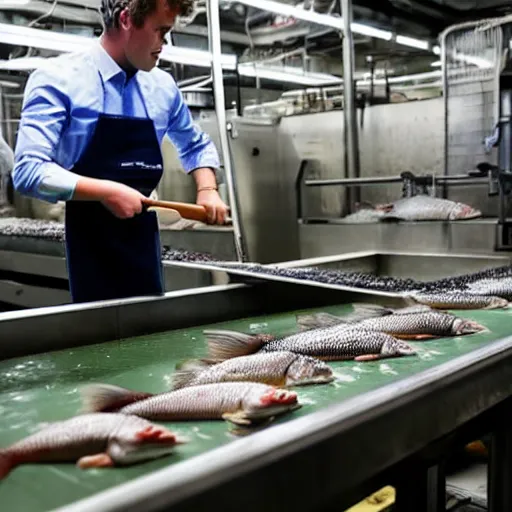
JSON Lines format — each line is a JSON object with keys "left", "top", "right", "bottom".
{"left": 395, "top": 35, "right": 429, "bottom": 50}
{"left": 238, "top": 63, "right": 341, "bottom": 86}
{"left": 351, "top": 23, "right": 392, "bottom": 41}
{"left": 430, "top": 60, "right": 441, "bottom": 67}
{"left": 432, "top": 45, "right": 441, "bottom": 55}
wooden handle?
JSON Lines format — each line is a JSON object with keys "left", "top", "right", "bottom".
{"left": 142, "top": 198, "right": 207, "bottom": 222}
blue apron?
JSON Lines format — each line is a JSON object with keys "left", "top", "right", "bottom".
{"left": 64, "top": 80, "right": 164, "bottom": 303}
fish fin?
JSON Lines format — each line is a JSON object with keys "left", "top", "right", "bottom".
{"left": 346, "top": 303, "right": 394, "bottom": 321}
{"left": 80, "top": 383, "right": 154, "bottom": 413}
{"left": 394, "top": 334, "right": 438, "bottom": 340}
{"left": 222, "top": 412, "right": 252, "bottom": 426}
{"left": 203, "top": 329, "right": 265, "bottom": 361}
{"left": 171, "top": 360, "right": 209, "bottom": 390}
{"left": 135, "top": 425, "right": 180, "bottom": 443}
{"left": 354, "top": 354, "right": 382, "bottom": 362}
{"left": 296, "top": 312, "right": 344, "bottom": 331}
{"left": 0, "top": 451, "right": 14, "bottom": 480}
{"left": 77, "top": 453, "right": 114, "bottom": 469}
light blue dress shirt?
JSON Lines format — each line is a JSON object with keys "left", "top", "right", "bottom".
{"left": 12, "top": 42, "right": 220, "bottom": 203}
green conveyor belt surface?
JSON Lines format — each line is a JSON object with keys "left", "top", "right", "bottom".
{"left": 1, "top": 304, "right": 512, "bottom": 511}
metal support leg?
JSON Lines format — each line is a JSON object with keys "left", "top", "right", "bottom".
{"left": 488, "top": 416, "right": 512, "bottom": 512}
{"left": 395, "top": 464, "right": 446, "bottom": 512}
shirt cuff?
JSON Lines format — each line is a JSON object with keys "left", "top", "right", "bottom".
{"left": 37, "top": 163, "right": 81, "bottom": 201}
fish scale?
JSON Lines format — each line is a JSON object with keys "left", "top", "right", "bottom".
{"left": 407, "top": 292, "right": 508, "bottom": 310}
{"left": 466, "top": 277, "right": 512, "bottom": 300}
{"left": 257, "top": 326, "right": 415, "bottom": 361}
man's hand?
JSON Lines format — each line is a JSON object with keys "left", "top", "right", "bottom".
{"left": 196, "top": 189, "right": 229, "bottom": 225}
{"left": 73, "top": 177, "right": 145, "bottom": 219}
{"left": 100, "top": 181, "right": 146, "bottom": 218}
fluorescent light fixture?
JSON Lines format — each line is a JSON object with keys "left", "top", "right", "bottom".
{"left": 229, "top": 0, "right": 343, "bottom": 29}
{"left": 432, "top": 45, "right": 441, "bottom": 55}
{"left": 357, "top": 70, "right": 441, "bottom": 86}
{"left": 430, "top": 60, "right": 441, "bottom": 67}
{"left": 238, "top": 63, "right": 341, "bottom": 86}
{"left": 395, "top": 34, "right": 429, "bottom": 50}
{"left": 0, "top": 23, "right": 237, "bottom": 70}
{"left": 351, "top": 22, "right": 392, "bottom": 41}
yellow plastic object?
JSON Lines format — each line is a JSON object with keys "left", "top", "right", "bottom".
{"left": 345, "top": 486, "right": 396, "bottom": 512}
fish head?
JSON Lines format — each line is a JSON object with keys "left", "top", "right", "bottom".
{"left": 382, "top": 338, "right": 416, "bottom": 357}
{"left": 452, "top": 318, "right": 486, "bottom": 335}
{"left": 448, "top": 203, "right": 482, "bottom": 220}
{"left": 285, "top": 355, "right": 335, "bottom": 386}
{"left": 108, "top": 423, "right": 185, "bottom": 465}
{"left": 241, "top": 387, "right": 300, "bottom": 420}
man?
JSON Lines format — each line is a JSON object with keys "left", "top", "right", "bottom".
{"left": 12, "top": 0, "right": 228, "bottom": 304}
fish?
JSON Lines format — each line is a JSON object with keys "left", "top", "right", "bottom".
{"left": 297, "top": 308, "right": 485, "bottom": 339}
{"left": 296, "top": 304, "right": 435, "bottom": 331}
{"left": 372, "top": 195, "right": 481, "bottom": 221}
{"left": 465, "top": 277, "right": 512, "bottom": 301}
{"left": 81, "top": 382, "right": 300, "bottom": 426}
{"left": 0, "top": 413, "right": 184, "bottom": 480}
{"left": 339, "top": 204, "right": 386, "bottom": 224}
{"left": 404, "top": 292, "right": 508, "bottom": 310}
{"left": 172, "top": 352, "right": 334, "bottom": 390}
{"left": 203, "top": 326, "right": 416, "bottom": 363}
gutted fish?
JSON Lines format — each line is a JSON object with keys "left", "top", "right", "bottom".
{"left": 465, "top": 277, "right": 512, "bottom": 301}
{"left": 81, "top": 382, "right": 300, "bottom": 426}
{"left": 373, "top": 195, "right": 481, "bottom": 221}
{"left": 204, "top": 326, "right": 416, "bottom": 363}
{"left": 297, "top": 310, "right": 485, "bottom": 339}
{"left": 172, "top": 352, "right": 334, "bottom": 389}
{"left": 405, "top": 292, "right": 508, "bottom": 310}
{"left": 0, "top": 413, "right": 184, "bottom": 480}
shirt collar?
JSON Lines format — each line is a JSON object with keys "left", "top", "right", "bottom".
{"left": 90, "top": 41, "right": 136, "bottom": 84}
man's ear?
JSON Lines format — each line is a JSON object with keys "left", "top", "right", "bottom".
{"left": 118, "top": 7, "right": 132, "bottom": 30}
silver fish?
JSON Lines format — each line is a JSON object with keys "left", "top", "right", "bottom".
{"left": 204, "top": 326, "right": 416, "bottom": 363}
{"left": 374, "top": 195, "right": 481, "bottom": 221}
{"left": 405, "top": 292, "right": 508, "bottom": 310}
{"left": 172, "top": 352, "right": 334, "bottom": 389}
{"left": 0, "top": 413, "right": 183, "bottom": 480}
{"left": 465, "top": 277, "right": 512, "bottom": 301}
{"left": 81, "top": 382, "right": 300, "bottom": 426}
{"left": 297, "top": 310, "right": 485, "bottom": 339}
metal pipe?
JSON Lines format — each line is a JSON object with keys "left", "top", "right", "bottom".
{"left": 206, "top": 0, "right": 246, "bottom": 262}
{"left": 341, "top": 0, "right": 360, "bottom": 206}
{"left": 304, "top": 175, "right": 490, "bottom": 187}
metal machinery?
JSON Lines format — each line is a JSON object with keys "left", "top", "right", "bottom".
{"left": 2, "top": 255, "right": 512, "bottom": 512}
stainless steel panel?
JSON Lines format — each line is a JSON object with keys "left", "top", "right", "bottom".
{"left": 227, "top": 117, "right": 302, "bottom": 263}
{"left": 0, "top": 280, "right": 70, "bottom": 307}
{"left": 278, "top": 251, "right": 512, "bottom": 281}
{"left": 299, "top": 220, "right": 512, "bottom": 259}
{"left": 0, "top": 282, "right": 388, "bottom": 360}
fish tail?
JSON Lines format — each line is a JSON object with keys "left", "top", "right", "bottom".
{"left": 172, "top": 359, "right": 212, "bottom": 390}
{"left": 80, "top": 383, "right": 154, "bottom": 413}
{"left": 203, "top": 329, "right": 264, "bottom": 361}
{"left": 296, "top": 312, "right": 344, "bottom": 331}
{"left": 0, "top": 451, "right": 14, "bottom": 480}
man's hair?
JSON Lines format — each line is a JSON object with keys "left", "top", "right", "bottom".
{"left": 101, "top": 0, "right": 195, "bottom": 30}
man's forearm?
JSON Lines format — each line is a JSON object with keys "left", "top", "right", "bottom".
{"left": 191, "top": 167, "right": 218, "bottom": 192}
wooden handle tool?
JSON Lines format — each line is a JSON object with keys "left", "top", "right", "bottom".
{"left": 142, "top": 198, "right": 208, "bottom": 222}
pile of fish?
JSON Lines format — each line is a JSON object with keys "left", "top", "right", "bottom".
{"left": 0, "top": 217, "right": 65, "bottom": 241}
{"left": 206, "top": 258, "right": 512, "bottom": 310}
{"left": 340, "top": 195, "right": 482, "bottom": 224}
{"left": 160, "top": 246, "right": 218, "bottom": 263}
{"left": 1, "top": 296, "right": 493, "bottom": 479}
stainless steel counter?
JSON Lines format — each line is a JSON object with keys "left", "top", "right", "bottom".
{"left": 0, "top": 281, "right": 511, "bottom": 512}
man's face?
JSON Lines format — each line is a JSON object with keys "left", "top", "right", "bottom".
{"left": 122, "top": 0, "right": 177, "bottom": 72}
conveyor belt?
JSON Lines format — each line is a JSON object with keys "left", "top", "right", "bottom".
{"left": 1, "top": 301, "right": 511, "bottom": 511}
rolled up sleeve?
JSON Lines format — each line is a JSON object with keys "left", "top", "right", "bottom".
{"left": 165, "top": 85, "right": 221, "bottom": 174}
{"left": 13, "top": 66, "right": 81, "bottom": 203}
